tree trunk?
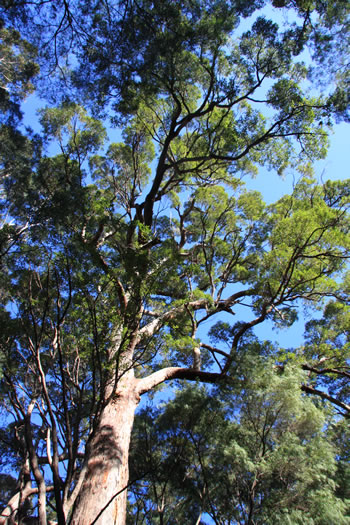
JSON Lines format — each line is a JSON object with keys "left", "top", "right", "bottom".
{"left": 70, "top": 380, "right": 140, "bottom": 525}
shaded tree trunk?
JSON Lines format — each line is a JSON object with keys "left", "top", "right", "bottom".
{"left": 70, "top": 378, "right": 140, "bottom": 525}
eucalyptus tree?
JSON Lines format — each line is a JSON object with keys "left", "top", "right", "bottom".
{"left": 0, "top": 1, "right": 349, "bottom": 524}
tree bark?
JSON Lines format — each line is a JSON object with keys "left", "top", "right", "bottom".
{"left": 68, "top": 364, "right": 223, "bottom": 524}
{"left": 69, "top": 379, "right": 140, "bottom": 525}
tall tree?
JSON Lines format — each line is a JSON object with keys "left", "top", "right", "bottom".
{"left": 0, "top": 1, "right": 349, "bottom": 523}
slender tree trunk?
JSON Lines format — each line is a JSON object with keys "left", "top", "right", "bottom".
{"left": 70, "top": 379, "right": 140, "bottom": 525}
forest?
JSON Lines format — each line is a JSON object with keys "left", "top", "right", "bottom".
{"left": 0, "top": 1, "right": 349, "bottom": 523}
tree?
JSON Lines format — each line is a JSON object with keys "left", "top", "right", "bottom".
{"left": 128, "top": 352, "right": 350, "bottom": 524}
{"left": 0, "top": 16, "right": 40, "bottom": 263}
{"left": 0, "top": 1, "right": 349, "bottom": 524}
{"left": 301, "top": 280, "right": 350, "bottom": 417}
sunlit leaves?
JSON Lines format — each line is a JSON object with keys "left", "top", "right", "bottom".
{"left": 256, "top": 178, "right": 349, "bottom": 305}
{"left": 300, "top": 298, "right": 350, "bottom": 416}
{"left": 90, "top": 122, "right": 155, "bottom": 216}
{"left": 39, "top": 102, "right": 106, "bottom": 160}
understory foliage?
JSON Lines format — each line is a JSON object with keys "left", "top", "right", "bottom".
{"left": 129, "top": 355, "right": 349, "bottom": 524}
{"left": 0, "top": 0, "right": 349, "bottom": 523}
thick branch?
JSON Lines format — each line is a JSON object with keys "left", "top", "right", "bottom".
{"left": 143, "top": 102, "right": 182, "bottom": 226}
{"left": 200, "top": 342, "right": 230, "bottom": 359}
{"left": 138, "top": 299, "right": 211, "bottom": 340}
{"left": 24, "top": 400, "right": 47, "bottom": 525}
{"left": 302, "top": 363, "right": 350, "bottom": 379}
{"left": 222, "top": 304, "right": 273, "bottom": 374}
{"left": 136, "top": 367, "right": 225, "bottom": 395}
{"left": 0, "top": 486, "right": 54, "bottom": 525}
{"left": 301, "top": 384, "right": 350, "bottom": 416}
{"left": 37, "top": 451, "right": 84, "bottom": 465}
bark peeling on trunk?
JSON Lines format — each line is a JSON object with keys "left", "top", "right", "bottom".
{"left": 70, "top": 379, "right": 140, "bottom": 525}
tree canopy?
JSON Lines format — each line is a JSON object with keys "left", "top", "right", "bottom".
{"left": 0, "top": 1, "right": 349, "bottom": 524}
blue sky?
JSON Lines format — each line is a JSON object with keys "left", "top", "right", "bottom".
{"left": 244, "top": 121, "right": 349, "bottom": 203}
{"left": 244, "top": 120, "right": 349, "bottom": 348}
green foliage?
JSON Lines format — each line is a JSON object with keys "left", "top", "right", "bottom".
{"left": 39, "top": 103, "right": 107, "bottom": 158}
{"left": 300, "top": 296, "right": 350, "bottom": 416}
{"left": 0, "top": 1, "right": 349, "bottom": 522}
{"left": 0, "top": 19, "right": 38, "bottom": 121}
{"left": 129, "top": 357, "right": 350, "bottom": 524}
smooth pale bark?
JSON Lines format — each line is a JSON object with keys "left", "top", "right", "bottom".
{"left": 67, "top": 365, "right": 223, "bottom": 524}
{"left": 0, "top": 460, "right": 31, "bottom": 525}
{"left": 24, "top": 400, "right": 47, "bottom": 525}
{"left": 70, "top": 379, "right": 140, "bottom": 525}
{"left": 0, "top": 484, "right": 55, "bottom": 525}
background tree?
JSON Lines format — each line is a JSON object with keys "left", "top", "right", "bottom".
{"left": 0, "top": 1, "right": 349, "bottom": 524}
{"left": 128, "top": 351, "right": 350, "bottom": 524}
{"left": 0, "top": 16, "right": 40, "bottom": 264}
{"left": 300, "top": 280, "right": 350, "bottom": 416}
